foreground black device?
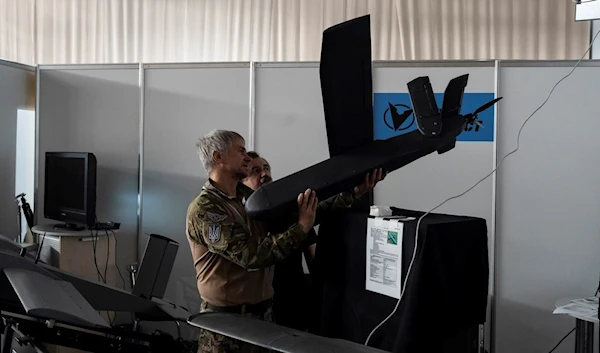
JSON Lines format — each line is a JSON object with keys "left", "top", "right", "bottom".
{"left": 244, "top": 15, "right": 501, "bottom": 221}
{"left": 0, "top": 233, "right": 190, "bottom": 353}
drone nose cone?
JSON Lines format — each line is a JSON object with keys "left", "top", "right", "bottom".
{"left": 244, "top": 188, "right": 271, "bottom": 220}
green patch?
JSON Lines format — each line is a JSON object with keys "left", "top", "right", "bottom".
{"left": 387, "top": 231, "right": 398, "bottom": 245}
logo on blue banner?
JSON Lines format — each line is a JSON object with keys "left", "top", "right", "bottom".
{"left": 373, "top": 92, "right": 495, "bottom": 142}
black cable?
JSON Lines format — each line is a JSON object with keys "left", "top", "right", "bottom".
{"left": 92, "top": 215, "right": 107, "bottom": 284}
{"left": 92, "top": 222, "right": 112, "bottom": 325}
{"left": 547, "top": 327, "right": 575, "bottom": 353}
{"left": 103, "top": 230, "right": 115, "bottom": 327}
{"left": 92, "top": 215, "right": 127, "bottom": 290}
{"left": 90, "top": 229, "right": 106, "bottom": 283}
{"left": 91, "top": 216, "right": 123, "bottom": 327}
{"left": 104, "top": 229, "right": 109, "bottom": 284}
{"left": 34, "top": 232, "right": 46, "bottom": 264}
{"left": 92, "top": 230, "right": 101, "bottom": 281}
{"left": 107, "top": 229, "right": 127, "bottom": 289}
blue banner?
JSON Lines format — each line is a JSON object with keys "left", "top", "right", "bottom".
{"left": 373, "top": 92, "right": 495, "bottom": 142}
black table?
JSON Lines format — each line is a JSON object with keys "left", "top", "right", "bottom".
{"left": 308, "top": 207, "right": 489, "bottom": 353}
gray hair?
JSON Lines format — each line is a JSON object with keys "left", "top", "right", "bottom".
{"left": 196, "top": 129, "right": 245, "bottom": 173}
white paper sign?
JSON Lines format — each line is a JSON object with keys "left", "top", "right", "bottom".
{"left": 365, "top": 217, "right": 405, "bottom": 299}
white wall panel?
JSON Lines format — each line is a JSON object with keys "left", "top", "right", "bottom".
{"left": 37, "top": 65, "right": 140, "bottom": 300}
{"left": 0, "top": 60, "right": 34, "bottom": 240}
{"left": 141, "top": 63, "right": 251, "bottom": 332}
{"left": 495, "top": 60, "right": 600, "bottom": 353}
{"left": 253, "top": 62, "right": 330, "bottom": 181}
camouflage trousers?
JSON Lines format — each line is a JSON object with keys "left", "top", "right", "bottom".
{"left": 197, "top": 301, "right": 276, "bottom": 353}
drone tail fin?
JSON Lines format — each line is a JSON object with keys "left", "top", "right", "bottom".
{"left": 441, "top": 74, "right": 469, "bottom": 119}
{"left": 407, "top": 76, "right": 442, "bottom": 137}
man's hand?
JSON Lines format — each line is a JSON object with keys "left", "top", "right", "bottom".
{"left": 297, "top": 188, "right": 318, "bottom": 233}
{"left": 353, "top": 168, "right": 386, "bottom": 198}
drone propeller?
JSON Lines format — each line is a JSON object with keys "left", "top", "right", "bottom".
{"left": 465, "top": 97, "right": 503, "bottom": 128}
{"left": 474, "top": 97, "right": 503, "bottom": 116}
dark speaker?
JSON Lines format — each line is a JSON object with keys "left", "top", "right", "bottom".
{"left": 132, "top": 234, "right": 178, "bottom": 300}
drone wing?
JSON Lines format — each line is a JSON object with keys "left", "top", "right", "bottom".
{"left": 3, "top": 268, "right": 110, "bottom": 329}
{"left": 244, "top": 17, "right": 474, "bottom": 221}
{"left": 319, "top": 15, "right": 373, "bottom": 157}
{"left": 318, "top": 14, "right": 374, "bottom": 209}
{"left": 0, "top": 249, "right": 186, "bottom": 320}
{"left": 188, "top": 312, "right": 390, "bottom": 353}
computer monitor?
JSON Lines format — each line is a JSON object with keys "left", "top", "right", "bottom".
{"left": 44, "top": 152, "right": 97, "bottom": 230}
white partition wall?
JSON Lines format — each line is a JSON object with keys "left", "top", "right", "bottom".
{"left": 36, "top": 64, "right": 141, "bottom": 292}
{"left": 140, "top": 63, "right": 251, "bottom": 327}
{"left": 0, "top": 60, "right": 35, "bottom": 240}
{"left": 253, "top": 62, "right": 330, "bottom": 182}
{"left": 495, "top": 60, "right": 600, "bottom": 353}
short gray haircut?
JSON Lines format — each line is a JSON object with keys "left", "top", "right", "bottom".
{"left": 196, "top": 129, "right": 245, "bottom": 173}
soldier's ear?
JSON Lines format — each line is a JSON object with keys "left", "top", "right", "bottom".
{"left": 212, "top": 150, "right": 222, "bottom": 164}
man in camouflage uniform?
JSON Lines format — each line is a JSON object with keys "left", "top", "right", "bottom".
{"left": 242, "top": 151, "right": 318, "bottom": 331}
{"left": 186, "top": 130, "right": 384, "bottom": 353}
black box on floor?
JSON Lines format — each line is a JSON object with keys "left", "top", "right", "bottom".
{"left": 309, "top": 207, "right": 489, "bottom": 353}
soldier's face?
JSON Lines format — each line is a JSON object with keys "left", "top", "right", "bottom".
{"left": 219, "top": 138, "right": 251, "bottom": 179}
{"left": 243, "top": 157, "right": 272, "bottom": 190}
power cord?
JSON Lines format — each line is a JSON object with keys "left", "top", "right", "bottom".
{"left": 90, "top": 229, "right": 106, "bottom": 283}
{"left": 34, "top": 232, "right": 46, "bottom": 264}
{"left": 88, "top": 227, "right": 115, "bottom": 325}
{"left": 102, "top": 231, "right": 114, "bottom": 326}
{"left": 364, "top": 28, "right": 600, "bottom": 346}
{"left": 548, "top": 327, "right": 575, "bottom": 353}
{"left": 105, "top": 229, "right": 110, "bottom": 285}
{"left": 106, "top": 228, "right": 128, "bottom": 289}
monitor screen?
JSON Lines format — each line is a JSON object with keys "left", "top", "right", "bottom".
{"left": 44, "top": 152, "right": 96, "bottom": 228}
{"left": 46, "top": 156, "right": 86, "bottom": 211}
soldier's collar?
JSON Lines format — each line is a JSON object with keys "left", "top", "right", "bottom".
{"left": 203, "top": 179, "right": 246, "bottom": 201}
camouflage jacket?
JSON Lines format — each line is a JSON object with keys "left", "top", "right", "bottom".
{"left": 187, "top": 179, "right": 359, "bottom": 270}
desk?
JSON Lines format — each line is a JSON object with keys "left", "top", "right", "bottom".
{"left": 30, "top": 224, "right": 120, "bottom": 353}
{"left": 554, "top": 297, "right": 598, "bottom": 353}
{"left": 31, "top": 224, "right": 118, "bottom": 284}
{"left": 310, "top": 208, "right": 489, "bottom": 353}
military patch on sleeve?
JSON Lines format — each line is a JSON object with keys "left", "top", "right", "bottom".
{"left": 206, "top": 211, "right": 228, "bottom": 223}
{"left": 208, "top": 223, "right": 222, "bottom": 243}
